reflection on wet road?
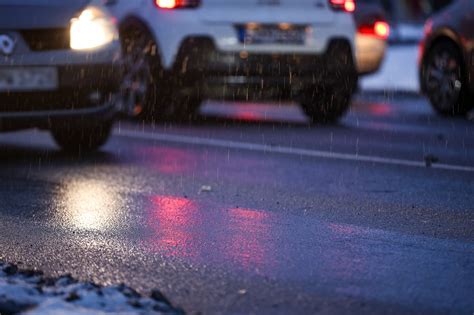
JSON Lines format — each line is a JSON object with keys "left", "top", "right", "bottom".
{"left": 55, "top": 180, "right": 124, "bottom": 231}
{"left": 146, "top": 196, "right": 276, "bottom": 273}
{"left": 142, "top": 194, "right": 473, "bottom": 311}
{"left": 0, "top": 94, "right": 473, "bottom": 314}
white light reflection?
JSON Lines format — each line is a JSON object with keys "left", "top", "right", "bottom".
{"left": 57, "top": 180, "right": 123, "bottom": 231}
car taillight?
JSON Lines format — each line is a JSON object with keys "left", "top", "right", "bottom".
{"left": 358, "top": 21, "right": 390, "bottom": 40}
{"left": 329, "top": 0, "right": 355, "bottom": 13}
{"left": 154, "top": 0, "right": 200, "bottom": 9}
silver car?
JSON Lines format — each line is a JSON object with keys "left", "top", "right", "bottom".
{"left": 0, "top": 0, "right": 121, "bottom": 152}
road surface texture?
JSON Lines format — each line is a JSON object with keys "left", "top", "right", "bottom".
{"left": 0, "top": 93, "right": 473, "bottom": 314}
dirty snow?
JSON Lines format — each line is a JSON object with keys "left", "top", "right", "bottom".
{"left": 0, "top": 262, "right": 182, "bottom": 315}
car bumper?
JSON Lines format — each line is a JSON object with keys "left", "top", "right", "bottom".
{"left": 355, "top": 34, "right": 386, "bottom": 75}
{"left": 0, "top": 63, "right": 120, "bottom": 131}
{"left": 170, "top": 37, "right": 358, "bottom": 100}
{"left": 0, "top": 45, "right": 121, "bottom": 131}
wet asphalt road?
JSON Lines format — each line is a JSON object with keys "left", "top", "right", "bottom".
{"left": 0, "top": 94, "right": 473, "bottom": 314}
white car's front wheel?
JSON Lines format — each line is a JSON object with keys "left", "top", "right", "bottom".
{"left": 120, "top": 23, "right": 161, "bottom": 119}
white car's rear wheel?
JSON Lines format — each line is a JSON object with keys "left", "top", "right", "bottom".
{"left": 120, "top": 24, "right": 202, "bottom": 122}
{"left": 301, "top": 86, "right": 352, "bottom": 124}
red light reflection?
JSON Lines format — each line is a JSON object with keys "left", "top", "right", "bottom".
{"left": 224, "top": 208, "right": 275, "bottom": 271}
{"left": 368, "top": 103, "right": 392, "bottom": 116}
{"left": 145, "top": 196, "right": 277, "bottom": 272}
{"left": 148, "top": 195, "right": 200, "bottom": 257}
{"left": 234, "top": 110, "right": 261, "bottom": 122}
{"left": 139, "top": 147, "right": 196, "bottom": 175}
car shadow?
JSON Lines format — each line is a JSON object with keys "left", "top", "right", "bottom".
{"left": 127, "top": 112, "right": 354, "bottom": 130}
{"left": 0, "top": 143, "right": 120, "bottom": 168}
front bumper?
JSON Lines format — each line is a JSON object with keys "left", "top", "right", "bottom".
{"left": 0, "top": 45, "right": 121, "bottom": 131}
{"left": 170, "top": 37, "right": 358, "bottom": 100}
{"left": 0, "top": 63, "right": 120, "bottom": 131}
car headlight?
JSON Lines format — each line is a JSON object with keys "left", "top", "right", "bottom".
{"left": 70, "top": 6, "right": 118, "bottom": 50}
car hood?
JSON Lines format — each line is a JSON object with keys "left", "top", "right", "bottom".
{"left": 0, "top": 0, "right": 90, "bottom": 29}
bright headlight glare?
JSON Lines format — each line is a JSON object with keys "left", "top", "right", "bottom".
{"left": 70, "top": 7, "right": 117, "bottom": 50}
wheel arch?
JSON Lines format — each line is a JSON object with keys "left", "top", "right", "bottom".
{"left": 118, "top": 15, "right": 164, "bottom": 68}
{"left": 420, "top": 29, "right": 467, "bottom": 94}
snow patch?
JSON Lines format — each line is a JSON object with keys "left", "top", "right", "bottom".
{"left": 0, "top": 262, "right": 182, "bottom": 315}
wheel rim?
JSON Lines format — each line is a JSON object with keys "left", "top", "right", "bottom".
{"left": 120, "top": 35, "right": 152, "bottom": 117}
{"left": 424, "top": 46, "right": 462, "bottom": 111}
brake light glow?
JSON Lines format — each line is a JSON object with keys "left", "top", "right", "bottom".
{"left": 329, "top": 0, "right": 356, "bottom": 13}
{"left": 154, "top": 0, "right": 200, "bottom": 9}
{"left": 358, "top": 21, "right": 390, "bottom": 40}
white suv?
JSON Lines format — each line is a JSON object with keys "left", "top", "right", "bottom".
{"left": 106, "top": 0, "right": 358, "bottom": 123}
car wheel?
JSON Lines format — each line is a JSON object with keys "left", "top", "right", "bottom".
{"left": 121, "top": 24, "right": 201, "bottom": 122}
{"left": 422, "top": 40, "right": 472, "bottom": 116}
{"left": 120, "top": 24, "right": 162, "bottom": 119}
{"left": 301, "top": 86, "right": 353, "bottom": 124}
{"left": 51, "top": 122, "right": 112, "bottom": 153}
{"left": 170, "top": 95, "right": 203, "bottom": 123}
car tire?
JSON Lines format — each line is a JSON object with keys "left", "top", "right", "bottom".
{"left": 300, "top": 86, "right": 353, "bottom": 124}
{"left": 169, "top": 96, "right": 202, "bottom": 123}
{"left": 120, "top": 23, "right": 165, "bottom": 119}
{"left": 120, "top": 23, "right": 201, "bottom": 122}
{"left": 301, "top": 40, "right": 356, "bottom": 124}
{"left": 51, "top": 122, "right": 112, "bottom": 153}
{"left": 422, "top": 40, "right": 472, "bottom": 116}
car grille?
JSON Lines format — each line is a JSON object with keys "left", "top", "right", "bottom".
{"left": 0, "top": 90, "right": 99, "bottom": 112}
{"left": 20, "top": 28, "right": 70, "bottom": 51}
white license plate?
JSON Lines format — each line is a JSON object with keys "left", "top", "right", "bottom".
{"left": 0, "top": 67, "right": 58, "bottom": 92}
{"left": 240, "top": 25, "right": 306, "bottom": 45}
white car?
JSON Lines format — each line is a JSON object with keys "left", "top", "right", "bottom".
{"left": 106, "top": 0, "right": 358, "bottom": 123}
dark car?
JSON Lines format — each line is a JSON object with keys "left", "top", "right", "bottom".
{"left": 0, "top": 0, "right": 122, "bottom": 151}
{"left": 419, "top": 0, "right": 474, "bottom": 116}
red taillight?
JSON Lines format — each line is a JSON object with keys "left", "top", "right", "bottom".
{"left": 329, "top": 0, "right": 355, "bottom": 13}
{"left": 358, "top": 21, "right": 390, "bottom": 40}
{"left": 154, "top": 0, "right": 200, "bottom": 9}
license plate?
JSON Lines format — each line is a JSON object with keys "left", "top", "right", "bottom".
{"left": 0, "top": 67, "right": 58, "bottom": 92}
{"left": 239, "top": 25, "right": 306, "bottom": 45}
